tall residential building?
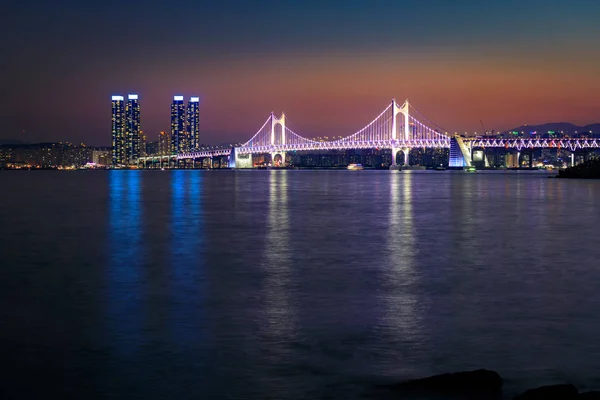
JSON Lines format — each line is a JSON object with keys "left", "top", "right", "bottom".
{"left": 126, "top": 94, "right": 141, "bottom": 163}
{"left": 146, "top": 140, "right": 159, "bottom": 156}
{"left": 187, "top": 96, "right": 200, "bottom": 150}
{"left": 158, "top": 131, "right": 170, "bottom": 155}
{"left": 111, "top": 95, "right": 125, "bottom": 165}
{"left": 139, "top": 130, "right": 147, "bottom": 157}
{"left": 171, "top": 96, "right": 186, "bottom": 153}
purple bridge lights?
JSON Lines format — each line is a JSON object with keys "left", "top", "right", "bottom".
{"left": 138, "top": 99, "right": 599, "bottom": 169}
{"left": 209, "top": 99, "right": 449, "bottom": 169}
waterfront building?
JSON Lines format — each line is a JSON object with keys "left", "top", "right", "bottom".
{"left": 111, "top": 95, "right": 125, "bottom": 165}
{"left": 187, "top": 96, "right": 200, "bottom": 151}
{"left": 171, "top": 96, "right": 186, "bottom": 153}
{"left": 93, "top": 149, "right": 111, "bottom": 166}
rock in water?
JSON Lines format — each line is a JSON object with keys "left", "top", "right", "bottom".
{"left": 558, "top": 159, "right": 600, "bottom": 179}
{"left": 514, "top": 384, "right": 578, "bottom": 399}
{"left": 393, "top": 369, "right": 503, "bottom": 396}
{"left": 580, "top": 392, "right": 600, "bottom": 399}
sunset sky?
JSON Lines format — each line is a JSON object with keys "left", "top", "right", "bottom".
{"left": 2, "top": 0, "right": 600, "bottom": 145}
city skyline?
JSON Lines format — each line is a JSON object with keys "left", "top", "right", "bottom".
{"left": 112, "top": 94, "right": 201, "bottom": 165}
{"left": 3, "top": 0, "right": 600, "bottom": 146}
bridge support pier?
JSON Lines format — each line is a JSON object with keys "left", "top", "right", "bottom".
{"left": 390, "top": 147, "right": 410, "bottom": 169}
{"left": 271, "top": 152, "right": 286, "bottom": 167}
{"left": 401, "top": 148, "right": 410, "bottom": 166}
{"left": 390, "top": 147, "right": 400, "bottom": 169}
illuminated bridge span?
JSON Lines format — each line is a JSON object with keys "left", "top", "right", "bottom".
{"left": 468, "top": 138, "right": 600, "bottom": 151}
{"left": 226, "top": 99, "right": 453, "bottom": 168}
{"left": 138, "top": 99, "right": 599, "bottom": 169}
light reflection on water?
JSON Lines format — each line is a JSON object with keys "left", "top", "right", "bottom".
{"left": 108, "top": 171, "right": 142, "bottom": 358}
{"left": 381, "top": 172, "right": 421, "bottom": 376}
{"left": 170, "top": 171, "right": 206, "bottom": 349}
{"left": 2, "top": 170, "right": 600, "bottom": 399}
{"left": 262, "top": 171, "right": 295, "bottom": 342}
{"left": 255, "top": 171, "right": 298, "bottom": 397}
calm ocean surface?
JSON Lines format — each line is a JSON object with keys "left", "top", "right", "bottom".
{"left": 2, "top": 170, "right": 600, "bottom": 399}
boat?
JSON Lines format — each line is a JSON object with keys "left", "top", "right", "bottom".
{"left": 347, "top": 163, "right": 364, "bottom": 170}
{"left": 435, "top": 165, "right": 446, "bottom": 171}
{"left": 464, "top": 166, "right": 476, "bottom": 173}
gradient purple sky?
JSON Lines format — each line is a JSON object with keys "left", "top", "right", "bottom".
{"left": 2, "top": 0, "right": 600, "bottom": 146}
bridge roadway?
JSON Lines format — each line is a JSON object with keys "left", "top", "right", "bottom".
{"left": 138, "top": 137, "right": 600, "bottom": 167}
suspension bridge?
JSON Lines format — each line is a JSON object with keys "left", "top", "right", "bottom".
{"left": 138, "top": 99, "right": 600, "bottom": 169}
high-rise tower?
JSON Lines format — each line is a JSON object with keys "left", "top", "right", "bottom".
{"left": 187, "top": 97, "right": 200, "bottom": 151}
{"left": 158, "top": 131, "right": 170, "bottom": 156}
{"left": 126, "top": 94, "right": 141, "bottom": 163}
{"left": 139, "top": 130, "right": 147, "bottom": 157}
{"left": 111, "top": 95, "right": 125, "bottom": 165}
{"left": 171, "top": 95, "right": 186, "bottom": 153}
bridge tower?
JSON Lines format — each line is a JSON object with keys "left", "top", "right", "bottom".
{"left": 270, "top": 113, "right": 286, "bottom": 166}
{"left": 391, "top": 99, "right": 411, "bottom": 168}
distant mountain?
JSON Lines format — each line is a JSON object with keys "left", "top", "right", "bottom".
{"left": 506, "top": 122, "right": 582, "bottom": 134}
{"left": 0, "top": 138, "right": 27, "bottom": 145}
{"left": 505, "top": 122, "right": 600, "bottom": 134}
{"left": 583, "top": 123, "right": 600, "bottom": 133}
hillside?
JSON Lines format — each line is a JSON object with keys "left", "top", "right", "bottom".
{"left": 583, "top": 123, "right": 600, "bottom": 133}
{"left": 0, "top": 138, "right": 27, "bottom": 145}
{"left": 558, "top": 158, "right": 600, "bottom": 179}
{"left": 507, "top": 122, "right": 584, "bottom": 134}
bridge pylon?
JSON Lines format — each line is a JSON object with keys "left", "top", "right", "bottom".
{"left": 270, "top": 112, "right": 286, "bottom": 166}
{"left": 271, "top": 112, "right": 286, "bottom": 145}
{"left": 391, "top": 99, "right": 411, "bottom": 167}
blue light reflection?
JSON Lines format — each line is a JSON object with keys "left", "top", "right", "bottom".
{"left": 170, "top": 171, "right": 205, "bottom": 348}
{"left": 107, "top": 171, "right": 143, "bottom": 357}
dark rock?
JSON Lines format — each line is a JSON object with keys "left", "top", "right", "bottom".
{"left": 580, "top": 391, "right": 600, "bottom": 399}
{"left": 392, "top": 369, "right": 503, "bottom": 396}
{"left": 514, "top": 383, "right": 578, "bottom": 399}
{"left": 558, "top": 159, "right": 600, "bottom": 179}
